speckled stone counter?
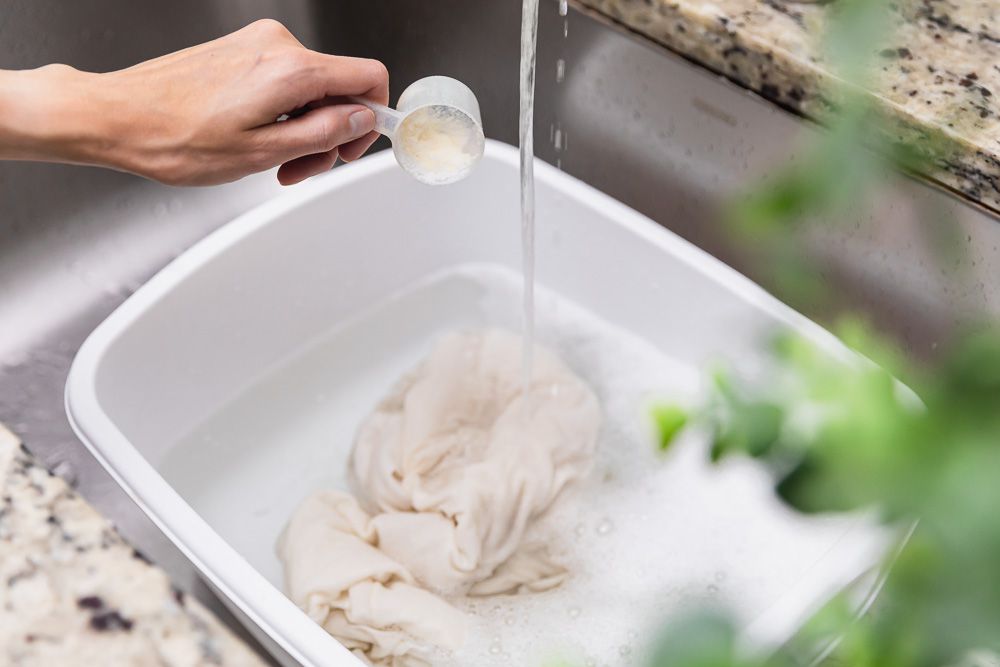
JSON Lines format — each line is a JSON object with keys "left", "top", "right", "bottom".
{"left": 0, "top": 424, "right": 267, "bottom": 667}
{"left": 576, "top": 0, "right": 1000, "bottom": 212}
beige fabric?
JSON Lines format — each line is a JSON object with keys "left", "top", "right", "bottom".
{"left": 351, "top": 329, "right": 601, "bottom": 594}
{"left": 277, "top": 491, "right": 466, "bottom": 666}
{"left": 278, "top": 329, "right": 601, "bottom": 666}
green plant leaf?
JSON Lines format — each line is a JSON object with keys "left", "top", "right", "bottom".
{"left": 652, "top": 404, "right": 689, "bottom": 452}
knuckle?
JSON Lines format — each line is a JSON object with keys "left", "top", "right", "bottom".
{"left": 245, "top": 138, "right": 279, "bottom": 172}
{"left": 365, "top": 59, "right": 389, "bottom": 86}
{"left": 38, "top": 63, "right": 76, "bottom": 76}
{"left": 250, "top": 18, "right": 291, "bottom": 38}
{"left": 314, "top": 115, "right": 336, "bottom": 152}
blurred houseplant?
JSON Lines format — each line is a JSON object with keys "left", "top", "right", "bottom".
{"left": 646, "top": 0, "right": 1000, "bottom": 665}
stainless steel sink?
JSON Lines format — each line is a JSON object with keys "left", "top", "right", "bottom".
{"left": 2, "top": 0, "right": 998, "bottom": 662}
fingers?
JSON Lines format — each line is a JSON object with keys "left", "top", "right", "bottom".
{"left": 305, "top": 53, "right": 389, "bottom": 106}
{"left": 277, "top": 149, "right": 339, "bottom": 185}
{"left": 256, "top": 104, "right": 375, "bottom": 164}
{"left": 238, "top": 30, "right": 389, "bottom": 180}
{"left": 295, "top": 55, "right": 387, "bottom": 163}
{"left": 297, "top": 54, "right": 387, "bottom": 163}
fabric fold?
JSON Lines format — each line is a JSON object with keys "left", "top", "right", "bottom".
{"left": 277, "top": 491, "right": 468, "bottom": 666}
{"left": 278, "top": 329, "right": 601, "bottom": 666}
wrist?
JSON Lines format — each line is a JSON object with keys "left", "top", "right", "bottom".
{"left": 0, "top": 65, "right": 122, "bottom": 168}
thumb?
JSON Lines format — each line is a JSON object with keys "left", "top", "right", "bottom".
{"left": 256, "top": 104, "right": 376, "bottom": 163}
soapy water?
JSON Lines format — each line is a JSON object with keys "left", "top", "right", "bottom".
{"left": 429, "top": 267, "right": 877, "bottom": 666}
{"left": 161, "top": 264, "right": 884, "bottom": 667}
{"left": 396, "top": 105, "right": 485, "bottom": 185}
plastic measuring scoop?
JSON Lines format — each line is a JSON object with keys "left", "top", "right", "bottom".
{"left": 350, "top": 76, "right": 486, "bottom": 185}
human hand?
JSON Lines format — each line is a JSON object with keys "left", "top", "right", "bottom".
{"left": 0, "top": 19, "right": 389, "bottom": 186}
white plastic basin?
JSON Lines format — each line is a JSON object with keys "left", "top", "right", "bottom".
{"left": 66, "top": 141, "right": 887, "bottom": 666}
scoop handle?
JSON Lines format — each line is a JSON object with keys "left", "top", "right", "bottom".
{"left": 348, "top": 96, "right": 403, "bottom": 140}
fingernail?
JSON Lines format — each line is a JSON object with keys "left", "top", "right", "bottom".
{"left": 349, "top": 108, "right": 375, "bottom": 136}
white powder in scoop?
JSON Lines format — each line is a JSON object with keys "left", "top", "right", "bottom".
{"left": 396, "top": 105, "right": 484, "bottom": 185}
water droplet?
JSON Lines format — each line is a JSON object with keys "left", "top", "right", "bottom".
{"left": 618, "top": 644, "right": 632, "bottom": 657}
{"left": 504, "top": 615, "right": 516, "bottom": 626}
{"left": 559, "top": 0, "right": 568, "bottom": 15}
{"left": 489, "top": 643, "right": 503, "bottom": 655}
{"left": 714, "top": 570, "right": 726, "bottom": 582}
{"left": 563, "top": 19, "right": 569, "bottom": 37}
{"left": 491, "top": 604, "right": 501, "bottom": 614}
{"left": 584, "top": 659, "right": 597, "bottom": 667}
{"left": 707, "top": 583, "right": 719, "bottom": 594}
{"left": 556, "top": 58, "right": 566, "bottom": 83}
{"left": 574, "top": 522, "right": 585, "bottom": 537}
{"left": 596, "top": 517, "right": 614, "bottom": 535}
{"left": 568, "top": 606, "right": 581, "bottom": 619}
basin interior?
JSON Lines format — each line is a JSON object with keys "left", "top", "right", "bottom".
{"left": 159, "top": 264, "right": 881, "bottom": 665}
{"left": 85, "top": 144, "right": 887, "bottom": 664}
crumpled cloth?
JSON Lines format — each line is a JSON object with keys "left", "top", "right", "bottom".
{"left": 277, "top": 491, "right": 465, "bottom": 667}
{"left": 278, "top": 329, "right": 601, "bottom": 666}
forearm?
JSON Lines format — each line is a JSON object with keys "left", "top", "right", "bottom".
{"left": 0, "top": 65, "right": 122, "bottom": 168}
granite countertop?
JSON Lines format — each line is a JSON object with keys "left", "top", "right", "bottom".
{"left": 0, "top": 423, "right": 267, "bottom": 667}
{"left": 576, "top": 0, "right": 1000, "bottom": 212}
